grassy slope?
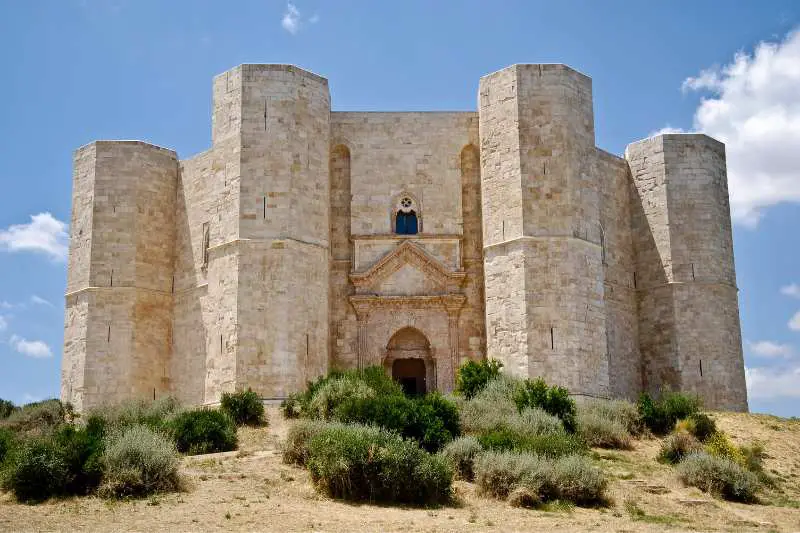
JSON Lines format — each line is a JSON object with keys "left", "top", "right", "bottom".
{"left": 1, "top": 408, "right": 798, "bottom": 532}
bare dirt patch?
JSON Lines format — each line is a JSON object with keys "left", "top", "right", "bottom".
{"left": 1, "top": 409, "right": 798, "bottom": 532}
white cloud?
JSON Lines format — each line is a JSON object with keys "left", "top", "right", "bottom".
{"left": 0, "top": 213, "right": 68, "bottom": 261}
{"left": 0, "top": 316, "right": 7, "bottom": 331}
{"left": 0, "top": 301, "right": 12, "bottom": 309}
{"left": 30, "top": 295, "right": 53, "bottom": 307}
{"left": 9, "top": 335, "right": 53, "bottom": 358}
{"left": 281, "top": 3, "right": 301, "bottom": 34}
{"left": 681, "top": 29, "right": 800, "bottom": 227}
{"left": 309, "top": 13, "right": 319, "bottom": 24}
{"left": 780, "top": 283, "right": 800, "bottom": 298}
{"left": 747, "top": 340, "right": 795, "bottom": 359}
{"left": 649, "top": 126, "right": 686, "bottom": 137}
{"left": 790, "top": 310, "right": 800, "bottom": 331}
{"left": 746, "top": 365, "right": 800, "bottom": 399}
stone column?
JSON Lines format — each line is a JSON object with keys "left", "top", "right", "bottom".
{"left": 354, "top": 306, "right": 370, "bottom": 371}
{"left": 444, "top": 296, "right": 464, "bottom": 392}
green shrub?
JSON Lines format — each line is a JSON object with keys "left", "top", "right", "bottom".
{"left": 280, "top": 393, "right": 302, "bottom": 419}
{"left": 220, "top": 389, "right": 266, "bottom": 426}
{"left": 1, "top": 399, "right": 69, "bottom": 436}
{"left": 458, "top": 377, "right": 564, "bottom": 437}
{"left": 305, "top": 423, "right": 452, "bottom": 505}
{"left": 52, "top": 423, "right": 105, "bottom": 495}
{"left": 0, "top": 427, "right": 15, "bottom": 464}
{"left": 334, "top": 392, "right": 459, "bottom": 452}
{"left": 295, "top": 366, "right": 404, "bottom": 418}
{"left": 1, "top": 438, "right": 68, "bottom": 502}
{"left": 576, "top": 411, "right": 632, "bottom": 450}
{"left": 168, "top": 409, "right": 237, "bottom": 455}
{"left": 513, "top": 378, "right": 577, "bottom": 432}
{"left": 282, "top": 419, "right": 329, "bottom": 466}
{"left": 474, "top": 450, "right": 607, "bottom": 506}
{"left": 687, "top": 413, "right": 716, "bottom": 442}
{"left": 677, "top": 452, "right": 759, "bottom": 503}
{"left": 0, "top": 422, "right": 106, "bottom": 501}
{"left": 547, "top": 454, "right": 608, "bottom": 505}
{"left": 474, "top": 450, "right": 549, "bottom": 499}
{"left": 637, "top": 391, "right": 700, "bottom": 435}
{"left": 512, "top": 408, "right": 565, "bottom": 437}
{"left": 704, "top": 431, "right": 745, "bottom": 466}
{"left": 99, "top": 424, "right": 182, "bottom": 498}
{"left": 440, "top": 436, "right": 483, "bottom": 480}
{"left": 740, "top": 441, "right": 765, "bottom": 473}
{"left": 420, "top": 393, "right": 461, "bottom": 440}
{"left": 478, "top": 428, "right": 586, "bottom": 457}
{"left": 458, "top": 388, "right": 519, "bottom": 434}
{"left": 455, "top": 359, "right": 503, "bottom": 399}
{"left": 87, "top": 397, "right": 181, "bottom": 434}
{"left": 579, "top": 399, "right": 642, "bottom": 436}
{"left": 657, "top": 431, "right": 702, "bottom": 464}
{"left": 0, "top": 399, "right": 16, "bottom": 419}
{"left": 307, "top": 376, "right": 376, "bottom": 420}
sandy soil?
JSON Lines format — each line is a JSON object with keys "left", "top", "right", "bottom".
{"left": 1, "top": 408, "right": 798, "bottom": 532}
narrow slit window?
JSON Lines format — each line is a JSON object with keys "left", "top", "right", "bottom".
{"left": 201, "top": 222, "right": 210, "bottom": 269}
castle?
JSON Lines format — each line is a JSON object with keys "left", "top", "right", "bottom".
{"left": 61, "top": 63, "right": 748, "bottom": 412}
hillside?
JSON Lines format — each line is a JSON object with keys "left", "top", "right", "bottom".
{"left": 1, "top": 408, "right": 798, "bottom": 532}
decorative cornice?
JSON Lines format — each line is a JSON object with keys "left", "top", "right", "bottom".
{"left": 349, "top": 294, "right": 466, "bottom": 310}
{"left": 350, "top": 240, "right": 466, "bottom": 293}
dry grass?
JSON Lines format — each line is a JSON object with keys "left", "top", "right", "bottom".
{"left": 1, "top": 408, "right": 798, "bottom": 532}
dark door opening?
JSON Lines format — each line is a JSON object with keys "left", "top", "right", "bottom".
{"left": 392, "top": 358, "right": 426, "bottom": 395}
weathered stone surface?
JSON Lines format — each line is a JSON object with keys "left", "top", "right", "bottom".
{"left": 62, "top": 63, "right": 748, "bottom": 412}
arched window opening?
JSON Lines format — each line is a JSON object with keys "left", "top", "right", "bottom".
{"left": 394, "top": 195, "right": 420, "bottom": 235}
{"left": 396, "top": 210, "right": 418, "bottom": 235}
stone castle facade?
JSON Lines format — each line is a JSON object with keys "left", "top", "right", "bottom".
{"left": 61, "top": 63, "right": 748, "bottom": 412}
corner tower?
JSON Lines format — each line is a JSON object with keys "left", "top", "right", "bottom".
{"left": 627, "top": 134, "right": 747, "bottom": 411}
{"left": 62, "top": 141, "right": 178, "bottom": 411}
{"left": 478, "top": 65, "right": 608, "bottom": 397}
{"left": 218, "top": 65, "right": 332, "bottom": 397}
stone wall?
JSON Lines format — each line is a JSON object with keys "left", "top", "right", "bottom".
{"left": 480, "top": 64, "right": 608, "bottom": 397}
{"left": 627, "top": 134, "right": 747, "bottom": 411}
{"left": 62, "top": 141, "right": 177, "bottom": 411}
{"left": 329, "top": 112, "right": 483, "bottom": 373}
{"left": 596, "top": 149, "right": 641, "bottom": 400}
{"left": 62, "top": 63, "right": 748, "bottom": 411}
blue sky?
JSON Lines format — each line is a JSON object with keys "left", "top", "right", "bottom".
{"left": 1, "top": 1, "right": 798, "bottom": 416}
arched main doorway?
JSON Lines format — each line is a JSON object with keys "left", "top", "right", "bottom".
{"left": 385, "top": 327, "right": 433, "bottom": 395}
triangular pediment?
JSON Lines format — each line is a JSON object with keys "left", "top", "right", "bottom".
{"left": 350, "top": 241, "right": 465, "bottom": 295}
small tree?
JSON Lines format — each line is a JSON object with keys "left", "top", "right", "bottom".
{"left": 455, "top": 359, "right": 503, "bottom": 399}
{"left": 220, "top": 388, "right": 266, "bottom": 426}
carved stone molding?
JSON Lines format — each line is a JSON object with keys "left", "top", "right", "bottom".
{"left": 349, "top": 294, "right": 466, "bottom": 311}
{"left": 349, "top": 240, "right": 466, "bottom": 294}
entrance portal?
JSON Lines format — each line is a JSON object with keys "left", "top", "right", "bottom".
{"left": 384, "top": 327, "right": 433, "bottom": 393}
{"left": 392, "top": 358, "right": 427, "bottom": 395}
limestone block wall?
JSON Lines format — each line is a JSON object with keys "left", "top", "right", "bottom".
{"left": 627, "top": 134, "right": 747, "bottom": 411}
{"left": 171, "top": 69, "right": 246, "bottom": 405}
{"left": 235, "top": 65, "right": 331, "bottom": 397}
{"left": 62, "top": 62, "right": 749, "bottom": 411}
{"left": 596, "top": 149, "right": 641, "bottom": 399}
{"left": 460, "top": 143, "right": 487, "bottom": 362}
{"left": 480, "top": 64, "right": 608, "bottom": 397}
{"left": 62, "top": 141, "right": 177, "bottom": 411}
{"left": 329, "top": 112, "right": 483, "bottom": 369}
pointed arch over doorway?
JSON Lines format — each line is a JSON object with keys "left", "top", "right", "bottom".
{"left": 384, "top": 327, "right": 434, "bottom": 395}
